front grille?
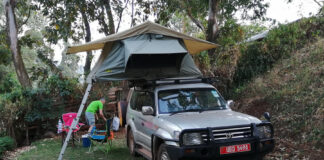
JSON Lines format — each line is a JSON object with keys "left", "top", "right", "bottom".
{"left": 201, "top": 126, "right": 252, "bottom": 142}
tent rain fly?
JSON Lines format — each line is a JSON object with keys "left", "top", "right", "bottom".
{"left": 66, "top": 21, "right": 218, "bottom": 83}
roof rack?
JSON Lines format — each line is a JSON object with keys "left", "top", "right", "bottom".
{"left": 129, "top": 77, "right": 218, "bottom": 88}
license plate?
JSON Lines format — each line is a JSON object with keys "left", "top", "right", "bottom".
{"left": 220, "top": 143, "right": 251, "bottom": 155}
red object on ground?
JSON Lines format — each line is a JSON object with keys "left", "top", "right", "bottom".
{"left": 107, "top": 131, "right": 114, "bottom": 140}
{"left": 62, "top": 113, "right": 84, "bottom": 132}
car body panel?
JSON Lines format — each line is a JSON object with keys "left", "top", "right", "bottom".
{"left": 126, "top": 81, "right": 274, "bottom": 159}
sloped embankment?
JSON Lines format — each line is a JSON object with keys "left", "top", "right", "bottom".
{"left": 233, "top": 38, "right": 324, "bottom": 159}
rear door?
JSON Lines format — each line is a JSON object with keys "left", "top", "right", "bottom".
{"left": 127, "top": 90, "right": 145, "bottom": 145}
{"left": 137, "top": 92, "right": 156, "bottom": 150}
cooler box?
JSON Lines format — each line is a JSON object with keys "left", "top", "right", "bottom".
{"left": 82, "top": 135, "right": 91, "bottom": 147}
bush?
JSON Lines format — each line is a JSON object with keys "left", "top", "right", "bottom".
{"left": 232, "top": 16, "right": 324, "bottom": 86}
{"left": 0, "top": 75, "right": 82, "bottom": 145}
{"left": 0, "top": 136, "right": 15, "bottom": 157}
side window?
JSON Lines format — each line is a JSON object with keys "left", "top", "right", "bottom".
{"left": 133, "top": 91, "right": 154, "bottom": 112}
{"left": 130, "top": 90, "right": 137, "bottom": 110}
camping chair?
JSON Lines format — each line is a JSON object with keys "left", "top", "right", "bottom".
{"left": 60, "top": 112, "right": 85, "bottom": 146}
{"left": 89, "top": 118, "right": 114, "bottom": 153}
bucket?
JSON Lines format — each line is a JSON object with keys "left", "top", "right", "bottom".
{"left": 82, "top": 134, "right": 91, "bottom": 147}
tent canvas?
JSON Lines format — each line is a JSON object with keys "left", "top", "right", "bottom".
{"left": 93, "top": 34, "right": 202, "bottom": 82}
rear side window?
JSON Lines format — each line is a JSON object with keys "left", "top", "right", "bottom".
{"left": 130, "top": 91, "right": 137, "bottom": 110}
{"left": 130, "top": 90, "right": 154, "bottom": 112}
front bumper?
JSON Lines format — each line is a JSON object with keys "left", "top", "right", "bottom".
{"left": 166, "top": 123, "right": 274, "bottom": 160}
{"left": 166, "top": 137, "right": 274, "bottom": 160}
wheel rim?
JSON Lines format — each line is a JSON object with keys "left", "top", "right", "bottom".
{"left": 161, "top": 151, "right": 169, "bottom": 160}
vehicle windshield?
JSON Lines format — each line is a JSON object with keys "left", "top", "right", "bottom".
{"left": 158, "top": 88, "right": 227, "bottom": 114}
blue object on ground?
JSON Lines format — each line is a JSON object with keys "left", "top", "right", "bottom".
{"left": 82, "top": 135, "right": 91, "bottom": 147}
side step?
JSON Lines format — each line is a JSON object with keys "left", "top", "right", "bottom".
{"left": 136, "top": 147, "right": 152, "bottom": 160}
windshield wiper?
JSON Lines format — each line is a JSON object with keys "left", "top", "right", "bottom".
{"left": 198, "top": 106, "right": 227, "bottom": 113}
{"left": 169, "top": 109, "right": 202, "bottom": 116}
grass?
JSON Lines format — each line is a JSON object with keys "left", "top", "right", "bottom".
{"left": 17, "top": 137, "right": 144, "bottom": 160}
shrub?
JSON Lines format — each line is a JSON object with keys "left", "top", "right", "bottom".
{"left": 232, "top": 16, "right": 324, "bottom": 86}
{"left": 0, "top": 136, "right": 15, "bottom": 157}
{"left": 0, "top": 75, "right": 82, "bottom": 145}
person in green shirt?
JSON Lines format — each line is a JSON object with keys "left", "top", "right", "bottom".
{"left": 85, "top": 98, "right": 107, "bottom": 134}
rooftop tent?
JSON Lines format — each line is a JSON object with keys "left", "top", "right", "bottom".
{"left": 93, "top": 34, "right": 202, "bottom": 81}
{"left": 66, "top": 21, "right": 218, "bottom": 83}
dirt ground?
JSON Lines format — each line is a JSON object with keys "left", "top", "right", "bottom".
{"left": 234, "top": 98, "right": 324, "bottom": 160}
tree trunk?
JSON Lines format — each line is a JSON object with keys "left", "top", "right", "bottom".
{"left": 206, "top": 0, "right": 219, "bottom": 43}
{"left": 131, "top": 0, "right": 134, "bottom": 27}
{"left": 206, "top": 0, "right": 220, "bottom": 56}
{"left": 104, "top": 0, "right": 115, "bottom": 34}
{"left": 5, "top": 0, "right": 31, "bottom": 88}
{"left": 81, "top": 11, "right": 92, "bottom": 76}
{"left": 100, "top": 6, "right": 110, "bottom": 36}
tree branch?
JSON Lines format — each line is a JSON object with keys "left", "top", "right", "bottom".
{"left": 177, "top": 0, "right": 206, "bottom": 33}
{"left": 36, "top": 49, "right": 61, "bottom": 76}
{"left": 185, "top": 7, "right": 206, "bottom": 32}
{"left": 103, "top": 0, "right": 115, "bottom": 34}
{"left": 99, "top": 6, "right": 110, "bottom": 36}
{"left": 18, "top": 7, "right": 31, "bottom": 30}
{"left": 313, "top": 0, "right": 323, "bottom": 7}
{"left": 116, "top": 0, "right": 130, "bottom": 33}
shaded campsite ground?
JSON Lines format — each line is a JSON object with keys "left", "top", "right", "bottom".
{"left": 9, "top": 128, "right": 144, "bottom": 160}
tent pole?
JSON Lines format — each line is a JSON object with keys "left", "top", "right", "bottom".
{"left": 58, "top": 83, "right": 93, "bottom": 160}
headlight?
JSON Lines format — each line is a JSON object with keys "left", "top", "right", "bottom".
{"left": 257, "top": 125, "right": 272, "bottom": 139}
{"left": 182, "top": 133, "right": 204, "bottom": 145}
{"left": 173, "top": 131, "right": 180, "bottom": 140}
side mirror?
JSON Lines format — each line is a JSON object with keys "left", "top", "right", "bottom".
{"left": 142, "top": 106, "right": 154, "bottom": 115}
{"left": 227, "top": 100, "right": 234, "bottom": 108}
{"left": 263, "top": 112, "right": 271, "bottom": 122}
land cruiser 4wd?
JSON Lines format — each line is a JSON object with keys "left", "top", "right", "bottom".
{"left": 126, "top": 78, "right": 274, "bottom": 160}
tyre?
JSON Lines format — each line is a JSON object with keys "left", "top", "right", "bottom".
{"left": 157, "top": 143, "right": 170, "bottom": 160}
{"left": 127, "top": 129, "right": 139, "bottom": 157}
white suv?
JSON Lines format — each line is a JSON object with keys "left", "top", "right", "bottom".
{"left": 126, "top": 78, "right": 274, "bottom": 160}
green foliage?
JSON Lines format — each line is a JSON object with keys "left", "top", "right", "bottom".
{"left": 41, "top": 75, "right": 80, "bottom": 98}
{"left": 37, "top": 0, "right": 125, "bottom": 43}
{"left": 215, "top": 19, "right": 245, "bottom": 47}
{"left": 0, "top": 45, "right": 11, "bottom": 65}
{"left": 241, "top": 23, "right": 267, "bottom": 39}
{"left": 0, "top": 75, "right": 81, "bottom": 144}
{"left": 197, "top": 51, "right": 210, "bottom": 69}
{"left": 232, "top": 38, "right": 324, "bottom": 151}
{"left": 233, "top": 42, "right": 273, "bottom": 85}
{"left": 0, "top": 66, "right": 19, "bottom": 93}
{"left": 0, "top": 136, "right": 15, "bottom": 157}
{"left": 232, "top": 16, "right": 324, "bottom": 86}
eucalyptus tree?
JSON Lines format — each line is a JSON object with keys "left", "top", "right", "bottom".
{"left": 4, "top": 0, "right": 33, "bottom": 88}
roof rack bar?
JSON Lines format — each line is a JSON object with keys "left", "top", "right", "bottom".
{"left": 129, "top": 77, "right": 218, "bottom": 88}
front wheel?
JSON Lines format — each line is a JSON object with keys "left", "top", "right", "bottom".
{"left": 127, "top": 129, "right": 139, "bottom": 157}
{"left": 157, "top": 143, "right": 170, "bottom": 160}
